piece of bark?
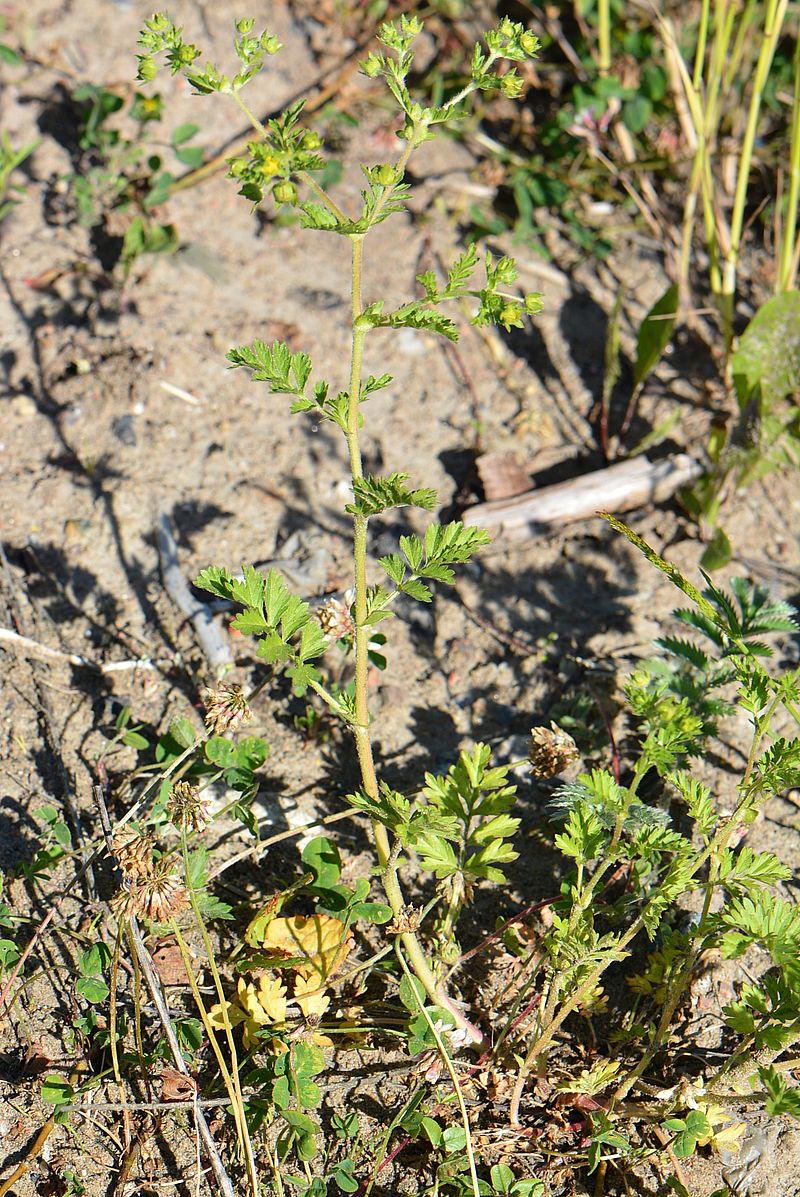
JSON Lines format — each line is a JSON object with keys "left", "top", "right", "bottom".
{"left": 463, "top": 454, "right": 701, "bottom": 539}
{"left": 157, "top": 511, "right": 232, "bottom": 673}
{"left": 476, "top": 451, "right": 533, "bottom": 501}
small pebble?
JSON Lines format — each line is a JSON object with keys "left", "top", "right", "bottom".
{"left": 10, "top": 394, "right": 36, "bottom": 418}
{"left": 112, "top": 415, "right": 137, "bottom": 447}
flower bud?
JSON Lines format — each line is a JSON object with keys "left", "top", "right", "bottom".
{"left": 361, "top": 53, "right": 382, "bottom": 78}
{"left": 524, "top": 291, "right": 543, "bottom": 314}
{"left": 494, "top": 256, "right": 517, "bottom": 283}
{"left": 375, "top": 163, "right": 398, "bottom": 187}
{"left": 137, "top": 55, "right": 158, "bottom": 82}
{"left": 272, "top": 179, "right": 298, "bottom": 205}
{"left": 500, "top": 302, "right": 522, "bottom": 327}
{"left": 176, "top": 43, "right": 199, "bottom": 66}
{"left": 261, "top": 34, "right": 282, "bottom": 55}
{"left": 146, "top": 13, "right": 170, "bottom": 32}
{"left": 500, "top": 72, "right": 524, "bottom": 99}
{"left": 301, "top": 130, "right": 323, "bottom": 151}
{"left": 520, "top": 31, "right": 540, "bottom": 56}
{"left": 236, "top": 17, "right": 254, "bottom": 33}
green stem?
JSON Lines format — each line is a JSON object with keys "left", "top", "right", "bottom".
{"left": 597, "top": 0, "right": 611, "bottom": 76}
{"left": 778, "top": 33, "right": 800, "bottom": 292}
{"left": 126, "top": 930, "right": 153, "bottom": 1102}
{"left": 342, "top": 147, "right": 484, "bottom": 1045}
{"left": 511, "top": 908, "right": 649, "bottom": 1120}
{"left": 178, "top": 836, "right": 259, "bottom": 1197}
{"left": 296, "top": 168, "right": 347, "bottom": 222}
{"left": 692, "top": 0, "right": 711, "bottom": 91}
{"left": 306, "top": 675, "right": 353, "bottom": 721}
{"left": 170, "top": 919, "right": 254, "bottom": 1183}
{"left": 230, "top": 89, "right": 269, "bottom": 137}
{"left": 108, "top": 924, "right": 127, "bottom": 1139}
{"left": 396, "top": 944, "right": 481, "bottom": 1197}
{"left": 720, "top": 0, "right": 789, "bottom": 347}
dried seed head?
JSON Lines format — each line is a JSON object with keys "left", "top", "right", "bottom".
{"left": 387, "top": 904, "right": 421, "bottom": 935}
{"left": 167, "top": 780, "right": 211, "bottom": 834}
{"left": 110, "top": 860, "right": 188, "bottom": 924}
{"left": 141, "top": 861, "right": 189, "bottom": 923}
{"left": 317, "top": 595, "right": 355, "bottom": 642}
{"left": 109, "top": 883, "right": 135, "bottom": 922}
{"left": 529, "top": 723, "right": 579, "bottom": 778}
{"left": 111, "top": 829, "right": 155, "bottom": 879}
{"left": 202, "top": 682, "right": 252, "bottom": 736}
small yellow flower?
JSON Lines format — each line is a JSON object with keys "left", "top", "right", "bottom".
{"left": 258, "top": 154, "right": 282, "bottom": 178}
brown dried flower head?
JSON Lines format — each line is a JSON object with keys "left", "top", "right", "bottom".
{"left": 317, "top": 594, "right": 355, "bottom": 642}
{"left": 111, "top": 829, "right": 155, "bottom": 879}
{"left": 529, "top": 723, "right": 579, "bottom": 778}
{"left": 387, "top": 904, "right": 421, "bottom": 935}
{"left": 202, "top": 682, "right": 252, "bottom": 736}
{"left": 110, "top": 860, "right": 188, "bottom": 924}
{"left": 167, "top": 780, "right": 211, "bottom": 833}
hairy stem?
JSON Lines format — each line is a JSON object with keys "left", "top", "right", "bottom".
{"left": 343, "top": 154, "right": 483, "bottom": 1044}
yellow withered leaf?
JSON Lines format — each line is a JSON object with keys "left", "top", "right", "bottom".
{"left": 261, "top": 914, "right": 353, "bottom": 983}
{"left": 293, "top": 971, "right": 331, "bottom": 1018}
{"left": 256, "top": 973, "right": 288, "bottom": 1022}
{"left": 209, "top": 974, "right": 288, "bottom": 1050}
{"left": 244, "top": 873, "right": 314, "bottom": 948}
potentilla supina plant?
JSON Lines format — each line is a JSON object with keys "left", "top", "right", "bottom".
{"left": 138, "top": 12, "right": 543, "bottom": 1048}
{"left": 129, "top": 15, "right": 800, "bottom": 1191}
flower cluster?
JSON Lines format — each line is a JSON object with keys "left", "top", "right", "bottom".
{"left": 316, "top": 594, "right": 355, "bottom": 643}
{"left": 167, "top": 780, "right": 212, "bottom": 834}
{"left": 529, "top": 723, "right": 579, "bottom": 778}
{"left": 202, "top": 681, "right": 252, "bottom": 735}
{"left": 109, "top": 830, "right": 188, "bottom": 924}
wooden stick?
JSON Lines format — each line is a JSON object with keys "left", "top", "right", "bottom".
{"left": 156, "top": 511, "right": 232, "bottom": 674}
{"left": 0, "top": 626, "right": 154, "bottom": 673}
{"left": 462, "top": 454, "right": 701, "bottom": 540}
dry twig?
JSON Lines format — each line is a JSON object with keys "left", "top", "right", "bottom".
{"left": 92, "top": 786, "right": 237, "bottom": 1197}
{"left": 157, "top": 511, "right": 232, "bottom": 674}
